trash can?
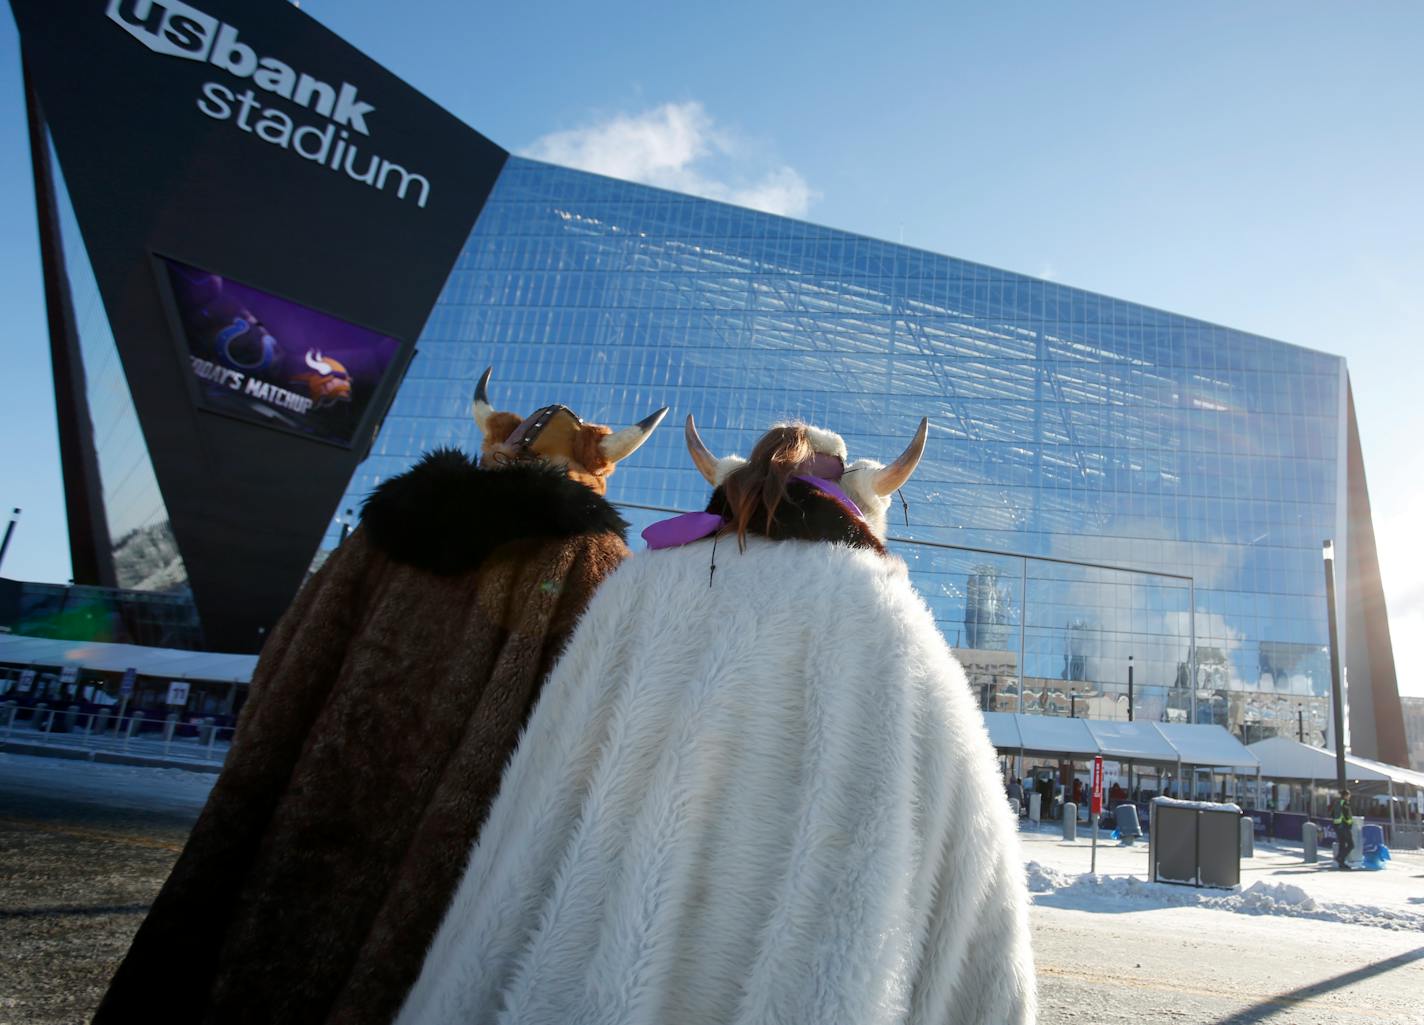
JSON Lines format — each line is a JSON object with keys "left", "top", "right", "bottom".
{"left": 1361, "top": 824, "right": 1389, "bottom": 870}
{"left": 1114, "top": 804, "right": 1142, "bottom": 844}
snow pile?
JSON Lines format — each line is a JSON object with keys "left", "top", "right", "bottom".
{"left": 1149, "top": 796, "right": 1242, "bottom": 814}
{"left": 1231, "top": 881, "right": 1316, "bottom": 915}
{"left": 1024, "top": 861, "right": 1075, "bottom": 893}
{"left": 1025, "top": 861, "right": 1424, "bottom": 932}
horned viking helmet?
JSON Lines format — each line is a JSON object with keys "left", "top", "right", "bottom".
{"left": 472, "top": 367, "right": 667, "bottom": 494}
{"left": 684, "top": 414, "right": 929, "bottom": 540}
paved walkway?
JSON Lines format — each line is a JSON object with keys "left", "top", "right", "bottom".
{"left": 3, "top": 753, "right": 1422, "bottom": 1024}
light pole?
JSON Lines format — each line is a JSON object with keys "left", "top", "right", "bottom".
{"left": 1070, "top": 689, "right": 1077, "bottom": 719}
{"left": 1297, "top": 705, "right": 1305, "bottom": 744}
{"left": 1127, "top": 655, "right": 1134, "bottom": 722}
{"left": 0, "top": 508, "right": 19, "bottom": 573}
{"left": 1322, "top": 540, "right": 1347, "bottom": 798}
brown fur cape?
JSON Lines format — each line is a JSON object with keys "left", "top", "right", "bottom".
{"left": 93, "top": 451, "right": 629, "bottom": 1025}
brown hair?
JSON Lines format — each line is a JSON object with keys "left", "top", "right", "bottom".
{"left": 719, "top": 423, "right": 814, "bottom": 551}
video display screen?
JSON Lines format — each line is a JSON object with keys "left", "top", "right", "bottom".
{"left": 158, "top": 256, "right": 403, "bottom": 446}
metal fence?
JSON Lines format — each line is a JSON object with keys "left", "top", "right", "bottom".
{"left": 0, "top": 700, "right": 231, "bottom": 764}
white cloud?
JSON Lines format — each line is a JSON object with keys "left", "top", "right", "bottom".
{"left": 521, "top": 102, "right": 816, "bottom": 218}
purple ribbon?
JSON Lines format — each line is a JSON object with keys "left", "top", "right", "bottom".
{"left": 642, "top": 511, "right": 727, "bottom": 550}
{"left": 791, "top": 474, "right": 864, "bottom": 520}
{"left": 641, "top": 475, "right": 865, "bottom": 550}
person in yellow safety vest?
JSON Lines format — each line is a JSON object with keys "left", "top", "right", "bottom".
{"left": 1333, "top": 788, "right": 1355, "bottom": 870}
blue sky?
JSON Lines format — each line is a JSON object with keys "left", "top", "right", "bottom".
{"left": 1, "top": 1, "right": 1421, "bottom": 694}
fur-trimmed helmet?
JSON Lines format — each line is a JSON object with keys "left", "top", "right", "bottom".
{"left": 472, "top": 367, "right": 667, "bottom": 494}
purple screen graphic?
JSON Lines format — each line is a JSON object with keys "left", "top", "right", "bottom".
{"left": 160, "top": 256, "right": 403, "bottom": 446}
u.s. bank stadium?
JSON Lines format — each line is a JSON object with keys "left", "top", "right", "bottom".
{"left": 4, "top": 0, "right": 1417, "bottom": 812}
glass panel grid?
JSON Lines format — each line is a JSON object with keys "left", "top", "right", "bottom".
{"left": 328, "top": 157, "right": 1342, "bottom": 736}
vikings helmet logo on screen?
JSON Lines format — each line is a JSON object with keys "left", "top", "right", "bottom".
{"left": 162, "top": 256, "right": 398, "bottom": 443}
{"left": 296, "top": 351, "right": 353, "bottom": 408}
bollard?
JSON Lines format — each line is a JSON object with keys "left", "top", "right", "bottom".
{"left": 34, "top": 703, "right": 48, "bottom": 732}
{"left": 95, "top": 708, "right": 111, "bottom": 737}
{"left": 1028, "top": 792, "right": 1042, "bottom": 826}
{"left": 1062, "top": 802, "right": 1077, "bottom": 841}
{"left": 1240, "top": 816, "right": 1255, "bottom": 858}
{"left": 163, "top": 711, "right": 178, "bottom": 752}
{"left": 1, "top": 701, "right": 16, "bottom": 736}
{"left": 1302, "top": 821, "right": 1318, "bottom": 863}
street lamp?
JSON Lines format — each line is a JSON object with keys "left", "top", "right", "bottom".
{"left": 1322, "top": 540, "right": 1347, "bottom": 798}
{"left": 0, "top": 508, "right": 19, "bottom": 573}
{"left": 1127, "top": 655, "right": 1134, "bottom": 722}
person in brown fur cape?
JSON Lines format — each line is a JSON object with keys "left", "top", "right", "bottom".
{"left": 92, "top": 369, "right": 666, "bottom": 1025}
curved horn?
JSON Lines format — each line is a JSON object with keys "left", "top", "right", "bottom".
{"left": 872, "top": 417, "right": 929, "bottom": 496}
{"left": 305, "top": 349, "right": 334, "bottom": 375}
{"left": 599, "top": 406, "right": 670, "bottom": 464}
{"left": 684, "top": 414, "right": 720, "bottom": 484}
{"left": 471, "top": 366, "right": 494, "bottom": 434}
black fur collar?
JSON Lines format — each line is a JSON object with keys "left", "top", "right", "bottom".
{"left": 705, "top": 478, "right": 886, "bottom": 554}
{"left": 361, "top": 449, "right": 628, "bottom": 575}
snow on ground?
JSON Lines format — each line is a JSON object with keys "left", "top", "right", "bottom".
{"left": 4, "top": 751, "right": 1424, "bottom": 938}
{"left": 1018, "top": 818, "right": 1424, "bottom": 932}
{"left": 0, "top": 750, "right": 215, "bottom": 820}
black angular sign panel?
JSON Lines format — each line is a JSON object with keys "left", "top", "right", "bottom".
{"left": 11, "top": 0, "right": 508, "bottom": 650}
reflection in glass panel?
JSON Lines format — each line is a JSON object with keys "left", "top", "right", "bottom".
{"left": 47, "top": 133, "right": 189, "bottom": 594}
{"left": 324, "top": 157, "right": 1345, "bottom": 743}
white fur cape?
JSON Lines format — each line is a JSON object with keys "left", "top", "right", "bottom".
{"left": 397, "top": 537, "right": 1036, "bottom": 1025}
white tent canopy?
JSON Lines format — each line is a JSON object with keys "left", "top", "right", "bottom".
{"left": 1085, "top": 720, "right": 1180, "bottom": 763}
{"left": 0, "top": 634, "right": 257, "bottom": 684}
{"left": 1246, "top": 735, "right": 1416, "bottom": 787}
{"left": 981, "top": 712, "right": 1258, "bottom": 769}
{"left": 1350, "top": 754, "right": 1424, "bottom": 790}
{"left": 981, "top": 712, "right": 1022, "bottom": 751}
{"left": 1016, "top": 715, "right": 1098, "bottom": 759}
{"left": 1155, "top": 722, "right": 1260, "bottom": 770}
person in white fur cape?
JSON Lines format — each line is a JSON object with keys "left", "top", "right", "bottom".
{"left": 396, "top": 416, "right": 1037, "bottom": 1025}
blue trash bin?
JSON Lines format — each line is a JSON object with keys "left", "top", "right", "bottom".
{"left": 1361, "top": 824, "right": 1386, "bottom": 870}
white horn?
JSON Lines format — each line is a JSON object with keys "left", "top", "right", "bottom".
{"left": 684, "top": 414, "right": 720, "bottom": 484}
{"left": 872, "top": 417, "right": 929, "bottom": 496}
{"left": 599, "top": 406, "right": 670, "bottom": 464}
{"left": 305, "top": 349, "right": 334, "bottom": 375}
{"left": 471, "top": 366, "right": 495, "bottom": 435}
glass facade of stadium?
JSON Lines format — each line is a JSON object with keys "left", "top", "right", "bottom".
{"left": 316, "top": 156, "right": 1358, "bottom": 745}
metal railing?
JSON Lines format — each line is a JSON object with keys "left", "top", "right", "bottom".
{"left": 0, "top": 700, "right": 231, "bottom": 764}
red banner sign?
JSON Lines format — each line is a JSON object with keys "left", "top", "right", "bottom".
{"left": 1091, "top": 755, "right": 1104, "bottom": 816}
